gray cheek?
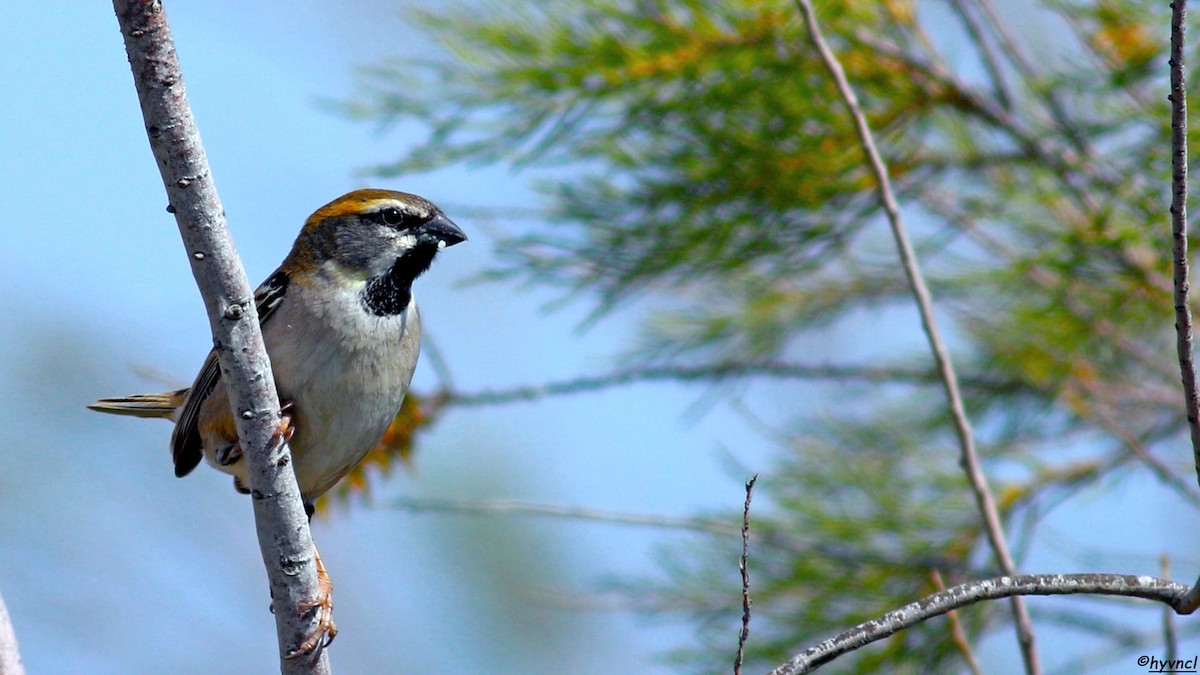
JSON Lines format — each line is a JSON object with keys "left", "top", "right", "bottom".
{"left": 336, "top": 224, "right": 396, "bottom": 272}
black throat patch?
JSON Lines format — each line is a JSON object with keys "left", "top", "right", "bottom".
{"left": 361, "top": 246, "right": 438, "bottom": 316}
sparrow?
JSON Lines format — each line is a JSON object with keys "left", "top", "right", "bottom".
{"left": 89, "top": 188, "right": 466, "bottom": 656}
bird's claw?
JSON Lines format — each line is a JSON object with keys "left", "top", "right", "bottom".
{"left": 275, "top": 400, "right": 296, "bottom": 445}
{"left": 284, "top": 580, "right": 336, "bottom": 658}
{"left": 283, "top": 548, "right": 337, "bottom": 659}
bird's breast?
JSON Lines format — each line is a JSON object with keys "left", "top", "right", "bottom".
{"left": 263, "top": 279, "right": 422, "bottom": 500}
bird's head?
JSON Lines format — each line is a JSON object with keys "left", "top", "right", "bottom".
{"left": 292, "top": 189, "right": 467, "bottom": 281}
{"left": 282, "top": 189, "right": 466, "bottom": 316}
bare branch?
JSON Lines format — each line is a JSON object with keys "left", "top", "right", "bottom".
{"left": 111, "top": 1, "right": 328, "bottom": 669}
{"left": 1169, "top": 0, "right": 1200, "bottom": 500}
{"left": 734, "top": 475, "right": 757, "bottom": 675}
{"left": 793, "top": 2, "right": 1040, "bottom": 671}
{"left": 769, "top": 574, "right": 1192, "bottom": 675}
{"left": 1166, "top": 0, "right": 1200, "bottom": 616}
{"left": 0, "top": 591, "right": 23, "bottom": 675}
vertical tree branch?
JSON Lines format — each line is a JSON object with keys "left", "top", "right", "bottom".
{"left": 1166, "top": 0, "right": 1200, "bottom": 617}
{"left": 111, "top": 2, "right": 329, "bottom": 670}
{"left": 0, "top": 592, "right": 23, "bottom": 675}
{"left": 734, "top": 474, "right": 757, "bottom": 675}
{"left": 1169, "top": 0, "right": 1200, "bottom": 498}
{"left": 792, "top": 2, "right": 1040, "bottom": 673}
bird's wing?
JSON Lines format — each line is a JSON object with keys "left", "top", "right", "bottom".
{"left": 169, "top": 269, "right": 291, "bottom": 477}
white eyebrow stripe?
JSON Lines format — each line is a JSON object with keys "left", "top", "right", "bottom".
{"left": 369, "top": 201, "right": 429, "bottom": 219}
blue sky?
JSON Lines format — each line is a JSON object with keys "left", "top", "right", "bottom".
{"left": 3, "top": 2, "right": 1199, "bottom": 674}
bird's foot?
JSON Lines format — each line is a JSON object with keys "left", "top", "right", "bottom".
{"left": 284, "top": 546, "right": 337, "bottom": 658}
{"left": 275, "top": 400, "right": 296, "bottom": 445}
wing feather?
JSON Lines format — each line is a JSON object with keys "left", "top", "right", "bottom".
{"left": 169, "top": 269, "right": 291, "bottom": 477}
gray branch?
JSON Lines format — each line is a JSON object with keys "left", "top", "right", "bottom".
{"left": 0, "top": 592, "right": 23, "bottom": 675}
{"left": 1170, "top": 0, "right": 1200, "bottom": 502}
{"left": 769, "top": 574, "right": 1191, "bottom": 675}
{"left": 1165, "top": 0, "right": 1200, "bottom": 616}
{"left": 733, "top": 475, "right": 756, "bottom": 675}
{"left": 111, "top": 1, "right": 329, "bottom": 670}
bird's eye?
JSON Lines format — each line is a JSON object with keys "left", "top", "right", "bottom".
{"left": 379, "top": 207, "right": 405, "bottom": 227}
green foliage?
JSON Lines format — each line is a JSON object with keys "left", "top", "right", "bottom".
{"left": 345, "top": 0, "right": 1199, "bottom": 670}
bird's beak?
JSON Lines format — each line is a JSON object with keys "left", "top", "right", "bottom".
{"left": 419, "top": 212, "right": 467, "bottom": 249}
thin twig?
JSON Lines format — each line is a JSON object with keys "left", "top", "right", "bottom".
{"left": 930, "top": 570, "right": 984, "bottom": 675}
{"left": 390, "top": 496, "right": 741, "bottom": 536}
{"left": 436, "top": 362, "right": 1016, "bottom": 407}
{"left": 1169, "top": 0, "right": 1200, "bottom": 501}
{"left": 1167, "top": 0, "right": 1200, "bottom": 615}
{"left": 768, "top": 574, "right": 1192, "bottom": 675}
{"left": 111, "top": 2, "right": 327, "bottom": 669}
{"left": 0, "top": 591, "right": 23, "bottom": 675}
{"left": 792, "top": 2, "right": 1040, "bottom": 672}
{"left": 734, "top": 475, "right": 757, "bottom": 675}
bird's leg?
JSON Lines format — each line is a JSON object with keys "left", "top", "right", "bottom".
{"left": 285, "top": 544, "right": 337, "bottom": 657}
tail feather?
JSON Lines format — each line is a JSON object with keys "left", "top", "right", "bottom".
{"left": 88, "top": 389, "right": 189, "bottom": 421}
